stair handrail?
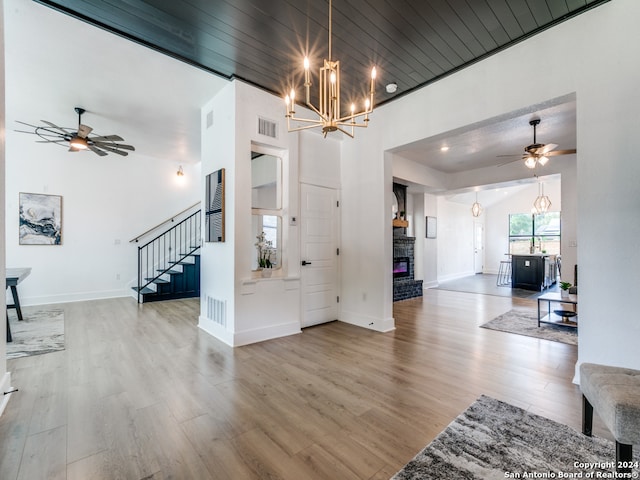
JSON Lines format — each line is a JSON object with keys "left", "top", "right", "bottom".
{"left": 136, "top": 209, "right": 201, "bottom": 303}
{"left": 129, "top": 201, "right": 200, "bottom": 243}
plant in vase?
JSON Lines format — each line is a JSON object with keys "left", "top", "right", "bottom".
{"left": 255, "top": 231, "right": 275, "bottom": 277}
{"left": 559, "top": 281, "right": 572, "bottom": 298}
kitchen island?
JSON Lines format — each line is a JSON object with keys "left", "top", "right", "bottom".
{"left": 511, "top": 254, "right": 557, "bottom": 291}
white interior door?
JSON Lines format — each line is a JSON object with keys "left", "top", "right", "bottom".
{"left": 300, "top": 184, "right": 339, "bottom": 328}
{"left": 474, "top": 222, "right": 484, "bottom": 274}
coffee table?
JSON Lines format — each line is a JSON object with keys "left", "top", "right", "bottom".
{"left": 537, "top": 291, "right": 578, "bottom": 328}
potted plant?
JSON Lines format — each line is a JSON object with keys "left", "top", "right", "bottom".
{"left": 255, "top": 232, "right": 275, "bottom": 277}
{"left": 559, "top": 281, "right": 572, "bottom": 298}
{"left": 399, "top": 210, "right": 406, "bottom": 221}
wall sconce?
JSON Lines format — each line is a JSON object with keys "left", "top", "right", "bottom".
{"left": 177, "top": 165, "right": 184, "bottom": 177}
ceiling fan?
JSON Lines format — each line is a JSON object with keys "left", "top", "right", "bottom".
{"left": 498, "top": 118, "right": 576, "bottom": 169}
{"left": 16, "top": 107, "right": 135, "bottom": 157}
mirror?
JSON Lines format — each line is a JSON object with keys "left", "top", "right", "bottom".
{"left": 252, "top": 152, "right": 281, "bottom": 210}
{"left": 252, "top": 214, "right": 281, "bottom": 270}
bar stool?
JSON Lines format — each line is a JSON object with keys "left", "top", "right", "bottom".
{"left": 496, "top": 256, "right": 512, "bottom": 286}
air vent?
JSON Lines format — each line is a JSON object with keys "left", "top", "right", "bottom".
{"left": 206, "top": 296, "right": 226, "bottom": 327}
{"left": 206, "top": 110, "right": 214, "bottom": 129}
{"left": 258, "top": 117, "right": 277, "bottom": 138}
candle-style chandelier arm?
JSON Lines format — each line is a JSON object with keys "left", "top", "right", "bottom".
{"left": 284, "top": 0, "right": 376, "bottom": 138}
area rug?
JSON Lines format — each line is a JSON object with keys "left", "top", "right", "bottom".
{"left": 6, "top": 308, "right": 65, "bottom": 359}
{"left": 480, "top": 309, "right": 577, "bottom": 345}
{"left": 391, "top": 395, "right": 638, "bottom": 479}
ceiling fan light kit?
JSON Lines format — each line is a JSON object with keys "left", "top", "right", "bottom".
{"left": 498, "top": 118, "right": 576, "bottom": 169}
{"left": 284, "top": 0, "right": 376, "bottom": 138}
{"left": 15, "top": 107, "right": 135, "bottom": 157}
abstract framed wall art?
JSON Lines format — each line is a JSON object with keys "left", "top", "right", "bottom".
{"left": 19, "top": 192, "right": 63, "bottom": 245}
{"left": 205, "top": 168, "right": 225, "bottom": 242}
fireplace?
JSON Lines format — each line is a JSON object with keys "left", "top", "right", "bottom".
{"left": 393, "top": 257, "right": 410, "bottom": 278}
{"left": 393, "top": 236, "right": 423, "bottom": 301}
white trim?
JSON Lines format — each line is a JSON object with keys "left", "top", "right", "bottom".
{"left": 339, "top": 310, "right": 395, "bottom": 333}
{"left": 0, "top": 372, "right": 13, "bottom": 418}
{"left": 19, "top": 289, "right": 131, "bottom": 307}
{"left": 199, "top": 316, "right": 301, "bottom": 347}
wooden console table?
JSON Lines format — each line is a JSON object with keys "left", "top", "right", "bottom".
{"left": 6, "top": 267, "right": 32, "bottom": 342}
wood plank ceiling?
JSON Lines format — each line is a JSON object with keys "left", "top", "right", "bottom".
{"left": 34, "top": 0, "right": 609, "bottom": 109}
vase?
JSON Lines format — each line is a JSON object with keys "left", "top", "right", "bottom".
{"left": 261, "top": 268, "right": 272, "bottom": 278}
{"left": 560, "top": 289, "right": 569, "bottom": 298}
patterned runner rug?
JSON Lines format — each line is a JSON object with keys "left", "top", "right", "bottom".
{"left": 391, "top": 395, "right": 638, "bottom": 479}
{"left": 480, "top": 309, "right": 577, "bottom": 345}
{"left": 6, "top": 308, "right": 65, "bottom": 359}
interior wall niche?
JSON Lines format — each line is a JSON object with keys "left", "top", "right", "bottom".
{"left": 392, "top": 183, "right": 407, "bottom": 219}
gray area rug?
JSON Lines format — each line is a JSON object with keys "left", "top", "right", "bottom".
{"left": 6, "top": 308, "right": 65, "bottom": 359}
{"left": 480, "top": 309, "right": 577, "bottom": 345}
{"left": 391, "top": 395, "right": 638, "bottom": 479}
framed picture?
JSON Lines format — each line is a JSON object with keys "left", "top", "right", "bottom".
{"left": 426, "top": 216, "right": 437, "bottom": 239}
{"left": 19, "top": 192, "right": 63, "bottom": 245}
{"left": 205, "top": 168, "right": 225, "bottom": 242}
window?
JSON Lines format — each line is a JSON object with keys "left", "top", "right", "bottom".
{"left": 251, "top": 149, "right": 283, "bottom": 270}
{"left": 509, "top": 212, "right": 561, "bottom": 255}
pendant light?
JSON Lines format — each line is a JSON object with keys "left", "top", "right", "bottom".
{"left": 533, "top": 181, "right": 552, "bottom": 214}
{"left": 471, "top": 192, "right": 483, "bottom": 217}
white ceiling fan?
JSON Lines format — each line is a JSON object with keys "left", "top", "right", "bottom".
{"left": 498, "top": 118, "right": 576, "bottom": 169}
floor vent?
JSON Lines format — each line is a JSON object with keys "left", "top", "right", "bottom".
{"left": 258, "top": 117, "right": 277, "bottom": 138}
{"left": 206, "top": 296, "right": 226, "bottom": 327}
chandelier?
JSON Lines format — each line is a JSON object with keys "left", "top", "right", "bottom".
{"left": 471, "top": 192, "right": 483, "bottom": 217}
{"left": 533, "top": 181, "right": 552, "bottom": 213}
{"left": 284, "top": 0, "right": 377, "bottom": 138}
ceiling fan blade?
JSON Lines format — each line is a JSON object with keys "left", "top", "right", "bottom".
{"left": 93, "top": 143, "right": 129, "bottom": 156}
{"left": 496, "top": 154, "right": 521, "bottom": 158}
{"left": 78, "top": 124, "right": 93, "bottom": 138}
{"left": 546, "top": 149, "right": 577, "bottom": 156}
{"left": 41, "top": 120, "right": 69, "bottom": 134}
{"left": 94, "top": 141, "right": 135, "bottom": 151}
{"left": 90, "top": 134, "right": 124, "bottom": 142}
{"left": 88, "top": 145, "right": 108, "bottom": 156}
{"left": 496, "top": 158, "right": 521, "bottom": 167}
{"left": 537, "top": 143, "right": 558, "bottom": 154}
{"left": 16, "top": 120, "right": 39, "bottom": 128}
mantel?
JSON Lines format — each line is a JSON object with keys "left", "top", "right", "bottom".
{"left": 393, "top": 219, "right": 408, "bottom": 228}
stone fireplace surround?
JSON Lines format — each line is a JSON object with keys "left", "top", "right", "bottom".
{"left": 393, "top": 235, "right": 423, "bottom": 301}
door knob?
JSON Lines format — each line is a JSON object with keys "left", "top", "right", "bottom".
{"left": 301, "top": 260, "right": 312, "bottom": 266}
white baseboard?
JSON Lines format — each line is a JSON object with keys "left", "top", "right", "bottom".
{"left": 422, "top": 280, "right": 439, "bottom": 289}
{"left": 339, "top": 309, "right": 395, "bottom": 333}
{"left": 0, "top": 372, "right": 13, "bottom": 418}
{"left": 198, "top": 316, "right": 301, "bottom": 347}
{"left": 19, "top": 289, "right": 130, "bottom": 306}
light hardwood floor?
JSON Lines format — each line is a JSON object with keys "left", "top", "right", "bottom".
{"left": 0, "top": 290, "right": 597, "bottom": 479}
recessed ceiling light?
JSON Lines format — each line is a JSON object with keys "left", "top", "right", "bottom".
{"left": 440, "top": 146, "right": 449, "bottom": 152}
{"left": 385, "top": 82, "right": 398, "bottom": 94}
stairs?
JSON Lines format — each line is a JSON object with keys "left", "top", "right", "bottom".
{"left": 135, "top": 254, "right": 200, "bottom": 303}
{"left": 132, "top": 208, "right": 201, "bottom": 303}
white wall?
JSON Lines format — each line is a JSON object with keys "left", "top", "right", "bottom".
{"left": 3, "top": 140, "right": 200, "bottom": 305}
{"left": 199, "top": 81, "right": 341, "bottom": 346}
{"left": 435, "top": 198, "right": 476, "bottom": 282}
{"left": 0, "top": 0, "right": 11, "bottom": 417}
{"left": 340, "top": 0, "right": 640, "bottom": 377}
